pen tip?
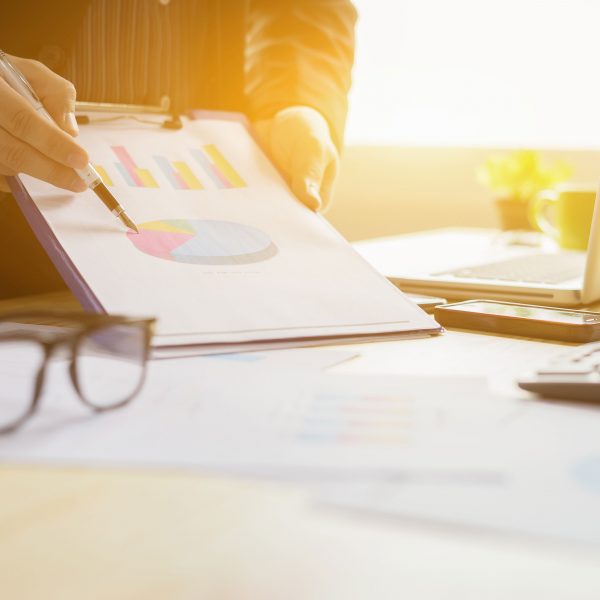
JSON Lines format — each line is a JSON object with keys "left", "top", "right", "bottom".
{"left": 93, "top": 183, "right": 139, "bottom": 233}
{"left": 121, "top": 213, "right": 139, "bottom": 234}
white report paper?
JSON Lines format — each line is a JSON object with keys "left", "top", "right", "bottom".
{"left": 16, "top": 114, "right": 439, "bottom": 347}
{"left": 0, "top": 347, "right": 508, "bottom": 477}
{"left": 317, "top": 401, "right": 600, "bottom": 547}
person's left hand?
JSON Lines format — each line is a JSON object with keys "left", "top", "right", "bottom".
{"left": 253, "top": 106, "right": 339, "bottom": 212}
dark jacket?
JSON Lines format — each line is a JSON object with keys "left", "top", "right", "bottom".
{"left": 0, "top": 0, "right": 357, "bottom": 298}
{"left": 2, "top": 0, "right": 356, "bottom": 148}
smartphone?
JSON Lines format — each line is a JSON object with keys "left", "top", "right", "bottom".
{"left": 405, "top": 294, "right": 447, "bottom": 314}
{"left": 434, "top": 300, "right": 600, "bottom": 343}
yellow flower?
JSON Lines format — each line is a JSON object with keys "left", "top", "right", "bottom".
{"left": 478, "top": 150, "right": 572, "bottom": 202}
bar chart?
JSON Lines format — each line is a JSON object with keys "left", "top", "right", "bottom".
{"left": 296, "top": 392, "right": 413, "bottom": 446}
{"left": 111, "top": 146, "right": 159, "bottom": 188}
{"left": 191, "top": 145, "right": 247, "bottom": 189}
{"left": 154, "top": 156, "right": 204, "bottom": 190}
{"left": 98, "top": 143, "right": 247, "bottom": 191}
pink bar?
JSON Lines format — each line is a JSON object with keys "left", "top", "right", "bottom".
{"left": 111, "top": 146, "right": 144, "bottom": 186}
{"left": 173, "top": 172, "right": 189, "bottom": 190}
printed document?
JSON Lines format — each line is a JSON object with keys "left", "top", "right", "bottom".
{"left": 16, "top": 114, "right": 439, "bottom": 347}
{"left": 0, "top": 346, "right": 507, "bottom": 477}
{"left": 318, "top": 401, "right": 600, "bottom": 546}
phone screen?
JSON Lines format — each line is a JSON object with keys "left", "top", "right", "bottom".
{"left": 446, "top": 302, "right": 600, "bottom": 325}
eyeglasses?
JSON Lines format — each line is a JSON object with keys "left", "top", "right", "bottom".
{"left": 0, "top": 311, "right": 155, "bottom": 434}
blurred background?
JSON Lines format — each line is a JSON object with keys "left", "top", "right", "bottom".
{"left": 327, "top": 0, "right": 600, "bottom": 240}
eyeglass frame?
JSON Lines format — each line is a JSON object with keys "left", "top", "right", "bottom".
{"left": 0, "top": 311, "right": 156, "bottom": 434}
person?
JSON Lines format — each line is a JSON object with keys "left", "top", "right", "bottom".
{"left": 0, "top": 0, "right": 357, "bottom": 298}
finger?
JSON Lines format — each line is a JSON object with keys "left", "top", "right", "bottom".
{"left": 290, "top": 139, "right": 327, "bottom": 211}
{"left": 318, "top": 154, "right": 340, "bottom": 212}
{"left": 291, "top": 174, "right": 322, "bottom": 211}
{"left": 0, "top": 129, "right": 87, "bottom": 192}
{"left": 10, "top": 57, "right": 79, "bottom": 136}
{"left": 0, "top": 79, "right": 87, "bottom": 169}
{"left": 40, "top": 77, "right": 78, "bottom": 137}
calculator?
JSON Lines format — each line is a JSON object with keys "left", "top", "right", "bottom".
{"left": 518, "top": 341, "right": 600, "bottom": 402}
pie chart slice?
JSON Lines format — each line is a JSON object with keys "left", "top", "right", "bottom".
{"left": 127, "top": 219, "right": 277, "bottom": 265}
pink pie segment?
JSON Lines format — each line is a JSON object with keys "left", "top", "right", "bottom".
{"left": 126, "top": 228, "right": 195, "bottom": 260}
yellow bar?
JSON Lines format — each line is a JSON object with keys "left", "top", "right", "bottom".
{"left": 94, "top": 165, "right": 113, "bottom": 187}
{"left": 173, "top": 161, "right": 204, "bottom": 190}
{"left": 135, "top": 168, "right": 159, "bottom": 188}
{"left": 203, "top": 145, "right": 246, "bottom": 188}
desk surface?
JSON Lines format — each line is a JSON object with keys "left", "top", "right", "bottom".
{"left": 1, "top": 291, "right": 600, "bottom": 600}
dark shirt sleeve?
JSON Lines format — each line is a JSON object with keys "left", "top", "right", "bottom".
{"left": 245, "top": 0, "right": 357, "bottom": 150}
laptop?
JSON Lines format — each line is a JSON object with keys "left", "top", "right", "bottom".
{"left": 354, "top": 188, "right": 600, "bottom": 308}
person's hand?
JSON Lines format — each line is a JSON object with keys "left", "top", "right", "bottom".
{"left": 0, "top": 55, "right": 88, "bottom": 193}
{"left": 253, "top": 106, "right": 339, "bottom": 212}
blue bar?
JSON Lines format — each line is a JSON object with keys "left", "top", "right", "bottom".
{"left": 190, "top": 149, "right": 225, "bottom": 189}
{"left": 153, "top": 156, "right": 183, "bottom": 189}
{"left": 115, "top": 162, "right": 137, "bottom": 187}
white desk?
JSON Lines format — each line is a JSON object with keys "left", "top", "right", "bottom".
{"left": 0, "top": 292, "right": 599, "bottom": 599}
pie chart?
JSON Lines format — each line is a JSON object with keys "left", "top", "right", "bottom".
{"left": 126, "top": 219, "right": 277, "bottom": 265}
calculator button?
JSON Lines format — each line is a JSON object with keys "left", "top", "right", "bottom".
{"left": 518, "top": 340, "right": 600, "bottom": 401}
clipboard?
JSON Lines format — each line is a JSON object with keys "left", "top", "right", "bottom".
{"left": 9, "top": 107, "right": 441, "bottom": 351}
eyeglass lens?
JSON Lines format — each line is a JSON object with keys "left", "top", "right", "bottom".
{"left": 75, "top": 323, "right": 147, "bottom": 409}
{"left": 0, "top": 339, "right": 45, "bottom": 430}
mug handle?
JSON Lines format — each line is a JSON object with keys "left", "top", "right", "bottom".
{"left": 530, "top": 190, "right": 559, "bottom": 238}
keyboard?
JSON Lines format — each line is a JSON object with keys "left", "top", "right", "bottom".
{"left": 518, "top": 342, "right": 600, "bottom": 401}
{"left": 438, "top": 253, "right": 585, "bottom": 285}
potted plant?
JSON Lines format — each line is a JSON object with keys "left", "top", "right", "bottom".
{"left": 478, "top": 150, "right": 572, "bottom": 231}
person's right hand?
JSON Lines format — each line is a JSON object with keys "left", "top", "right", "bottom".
{"left": 0, "top": 55, "right": 89, "bottom": 193}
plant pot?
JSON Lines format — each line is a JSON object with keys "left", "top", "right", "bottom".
{"left": 494, "top": 197, "right": 535, "bottom": 231}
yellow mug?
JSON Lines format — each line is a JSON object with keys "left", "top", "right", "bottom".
{"left": 530, "top": 184, "right": 597, "bottom": 250}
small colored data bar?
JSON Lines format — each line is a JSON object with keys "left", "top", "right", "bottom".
{"left": 174, "top": 161, "right": 204, "bottom": 190}
{"left": 94, "top": 165, "right": 113, "bottom": 187}
{"left": 154, "top": 156, "right": 204, "bottom": 190}
{"left": 191, "top": 145, "right": 246, "bottom": 189}
{"left": 111, "top": 146, "right": 159, "bottom": 188}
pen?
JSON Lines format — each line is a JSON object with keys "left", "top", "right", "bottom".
{"left": 0, "top": 50, "right": 138, "bottom": 233}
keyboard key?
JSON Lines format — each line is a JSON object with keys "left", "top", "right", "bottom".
{"left": 438, "top": 253, "right": 585, "bottom": 285}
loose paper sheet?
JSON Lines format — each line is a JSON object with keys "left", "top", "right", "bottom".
{"left": 0, "top": 345, "right": 508, "bottom": 477}
{"left": 18, "top": 115, "right": 438, "bottom": 346}
{"left": 318, "top": 401, "right": 600, "bottom": 546}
